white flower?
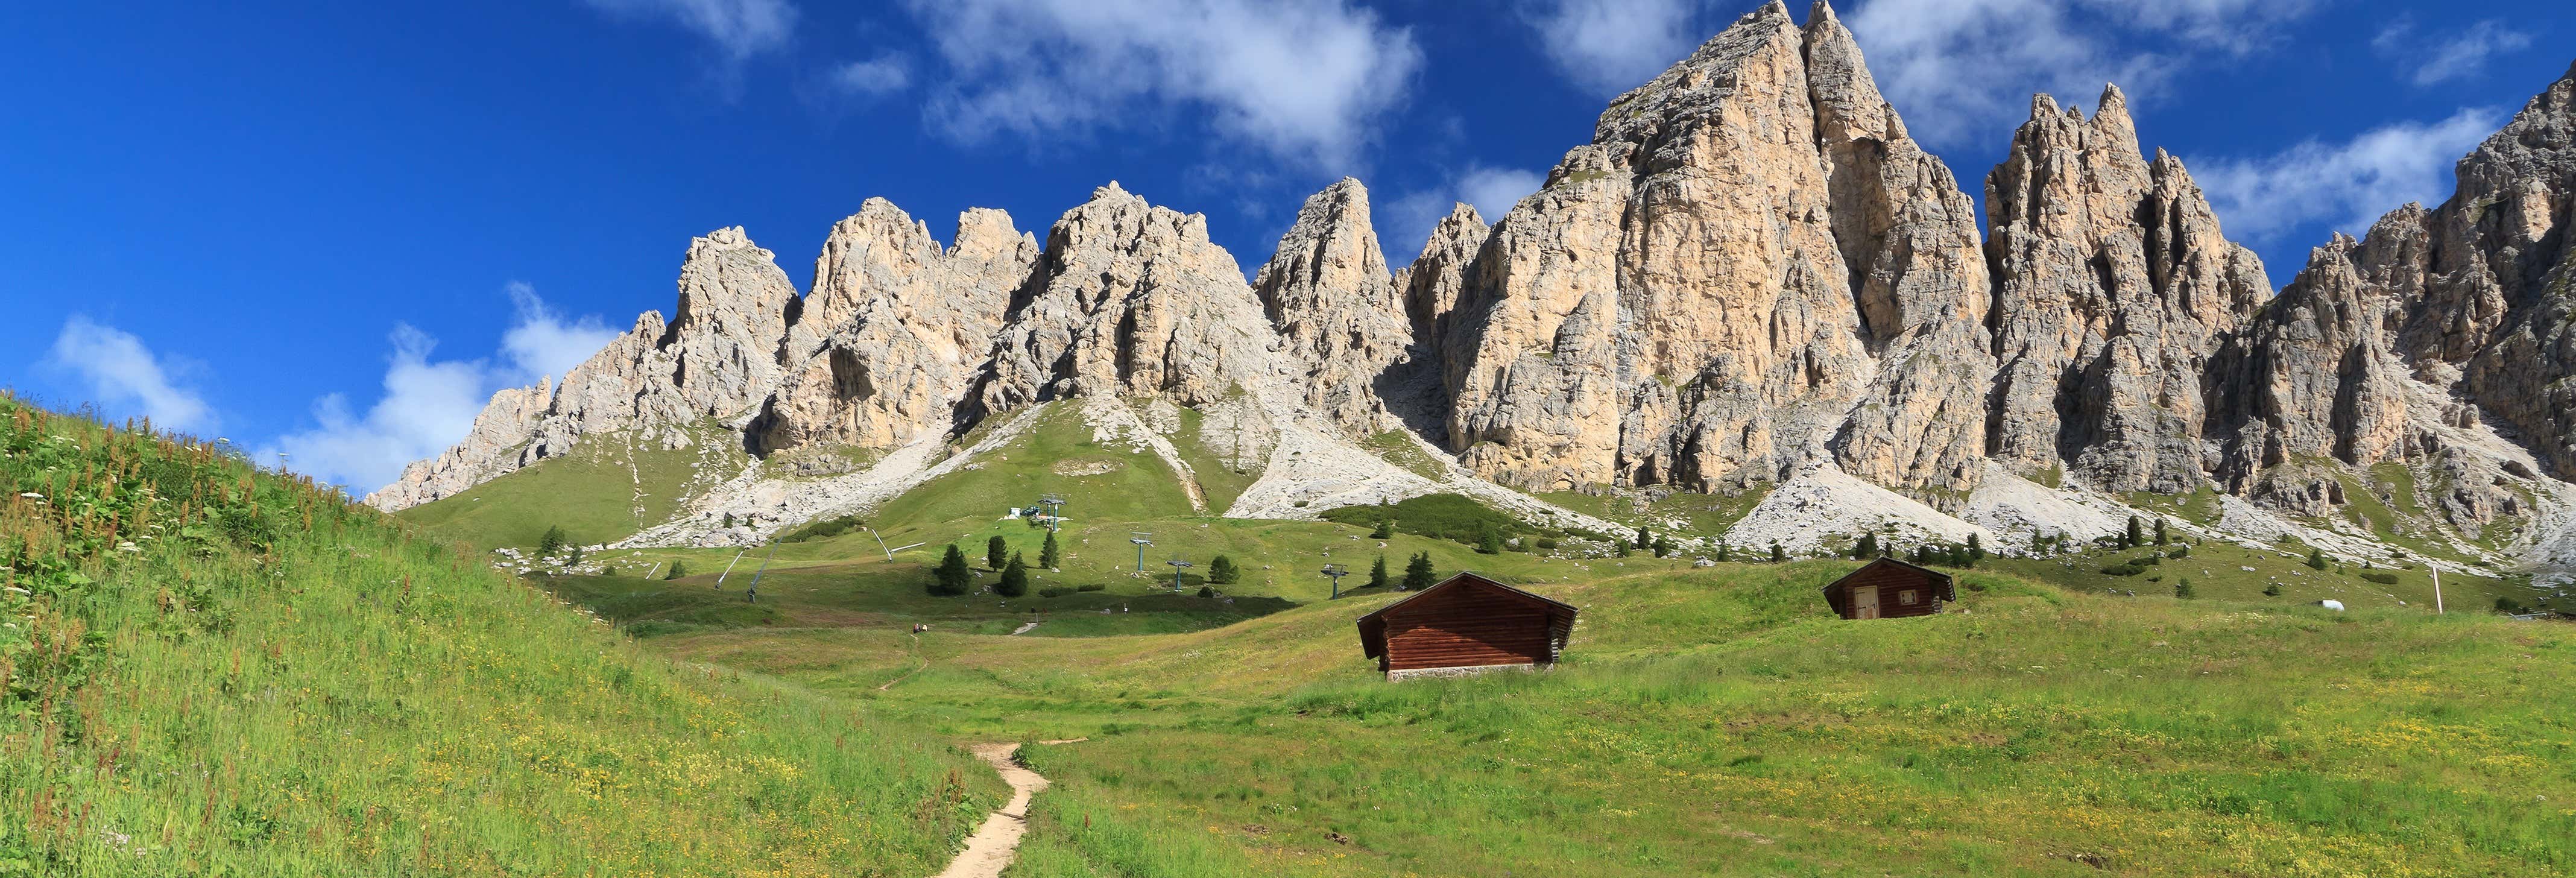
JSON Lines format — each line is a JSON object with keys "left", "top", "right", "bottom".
{"left": 116, "top": 542, "right": 142, "bottom": 553}
{"left": 16, "top": 492, "right": 40, "bottom": 500}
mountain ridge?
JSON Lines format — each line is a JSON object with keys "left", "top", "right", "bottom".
{"left": 370, "top": 1, "right": 2576, "bottom": 589}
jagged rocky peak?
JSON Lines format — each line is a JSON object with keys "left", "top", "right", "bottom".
{"left": 664, "top": 226, "right": 798, "bottom": 420}
{"left": 1403, "top": 201, "right": 1488, "bottom": 353}
{"left": 751, "top": 200, "right": 1040, "bottom": 456}
{"left": 1984, "top": 83, "right": 2270, "bottom": 494}
{"left": 975, "top": 181, "right": 1290, "bottom": 418}
{"left": 1440, "top": 0, "right": 1992, "bottom": 495}
{"left": 1254, "top": 177, "right": 1412, "bottom": 435}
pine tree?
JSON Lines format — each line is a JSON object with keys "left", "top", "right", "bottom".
{"left": 1208, "top": 554, "right": 1240, "bottom": 584}
{"left": 2153, "top": 518, "right": 2170, "bottom": 545}
{"left": 2126, "top": 516, "right": 2144, "bottom": 548}
{"left": 1948, "top": 543, "right": 1968, "bottom": 567}
{"left": 2305, "top": 547, "right": 2327, "bottom": 570}
{"left": 1040, "top": 531, "right": 1061, "bottom": 569}
{"left": 1715, "top": 542, "right": 1732, "bottom": 562}
{"left": 1635, "top": 526, "right": 1652, "bottom": 551}
{"left": 1368, "top": 555, "right": 1390, "bottom": 590}
{"left": 664, "top": 560, "right": 687, "bottom": 581}
{"left": 934, "top": 544, "right": 971, "bottom": 596}
{"left": 2262, "top": 583, "right": 2282, "bottom": 597}
{"left": 1966, "top": 532, "right": 1985, "bottom": 561}
{"left": 1852, "top": 532, "right": 1878, "bottom": 560}
{"left": 722, "top": 512, "right": 734, "bottom": 528}
{"left": 988, "top": 535, "right": 1009, "bottom": 570}
{"left": 1197, "top": 585, "right": 1214, "bottom": 598}
{"left": 997, "top": 552, "right": 1029, "bottom": 597}
{"left": 2174, "top": 576, "right": 2196, "bottom": 599}
{"left": 538, "top": 525, "right": 566, "bottom": 556}
{"left": 1770, "top": 541, "right": 1785, "bottom": 563}
{"left": 1615, "top": 539, "right": 1632, "bottom": 558}
{"left": 1370, "top": 519, "right": 1394, "bottom": 539}
{"left": 1403, "top": 551, "right": 1436, "bottom": 590}
{"left": 1477, "top": 523, "right": 1503, "bottom": 555}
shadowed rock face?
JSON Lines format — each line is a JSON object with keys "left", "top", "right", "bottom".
{"left": 1983, "top": 87, "right": 2271, "bottom": 494}
{"left": 1253, "top": 178, "right": 1414, "bottom": 437}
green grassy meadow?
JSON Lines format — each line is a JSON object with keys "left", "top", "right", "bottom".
{"left": 0, "top": 397, "right": 996, "bottom": 877}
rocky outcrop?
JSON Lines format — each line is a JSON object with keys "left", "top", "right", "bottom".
{"left": 1252, "top": 178, "right": 1412, "bottom": 435}
{"left": 750, "top": 202, "right": 1037, "bottom": 455}
{"left": 1438, "top": 1, "right": 1993, "bottom": 494}
{"left": 1983, "top": 87, "right": 2270, "bottom": 493}
{"left": 974, "top": 182, "right": 1292, "bottom": 415}
{"left": 364, "top": 379, "right": 554, "bottom": 510}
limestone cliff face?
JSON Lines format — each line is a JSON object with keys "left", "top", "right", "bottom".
{"left": 1438, "top": 1, "right": 1991, "bottom": 494}
{"left": 974, "top": 182, "right": 1292, "bottom": 415}
{"left": 1983, "top": 89, "right": 2270, "bottom": 494}
{"left": 1252, "top": 178, "right": 1413, "bottom": 435}
{"left": 750, "top": 201, "right": 1037, "bottom": 455}
{"left": 2204, "top": 63, "right": 2575, "bottom": 526}
{"left": 2401, "top": 62, "right": 2576, "bottom": 479}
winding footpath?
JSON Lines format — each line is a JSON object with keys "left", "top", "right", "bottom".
{"left": 932, "top": 744, "right": 1050, "bottom": 878}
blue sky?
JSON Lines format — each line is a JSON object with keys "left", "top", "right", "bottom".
{"left": 3, "top": 0, "right": 2567, "bottom": 493}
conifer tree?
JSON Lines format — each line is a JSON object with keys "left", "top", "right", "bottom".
{"left": 1403, "top": 551, "right": 1436, "bottom": 590}
{"left": 664, "top": 560, "right": 687, "bottom": 581}
{"left": 1635, "top": 525, "right": 1652, "bottom": 550}
{"left": 1652, "top": 534, "right": 1676, "bottom": 558}
{"left": 1966, "top": 532, "right": 1984, "bottom": 561}
{"left": 2154, "top": 518, "right": 2170, "bottom": 545}
{"left": 2174, "top": 576, "right": 2196, "bottom": 599}
{"left": 2305, "top": 547, "right": 2328, "bottom": 570}
{"left": 1715, "top": 542, "right": 1732, "bottom": 562}
{"left": 997, "top": 552, "right": 1029, "bottom": 597}
{"left": 538, "top": 525, "right": 567, "bottom": 556}
{"left": 1477, "top": 523, "right": 1503, "bottom": 555}
{"left": 1852, "top": 532, "right": 1878, "bottom": 560}
{"left": 1770, "top": 541, "right": 1785, "bottom": 562}
{"left": 1371, "top": 519, "right": 1394, "bottom": 539}
{"left": 988, "top": 535, "right": 1009, "bottom": 570}
{"left": 1208, "top": 554, "right": 1240, "bottom": 584}
{"left": 1368, "top": 555, "right": 1390, "bottom": 590}
{"left": 1040, "top": 531, "right": 1061, "bottom": 569}
{"left": 2126, "top": 516, "right": 2144, "bottom": 548}
{"left": 934, "top": 545, "right": 971, "bottom": 596}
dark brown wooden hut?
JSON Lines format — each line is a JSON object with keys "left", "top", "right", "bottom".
{"left": 1355, "top": 572, "right": 1577, "bottom": 680}
{"left": 1820, "top": 557, "right": 1956, "bottom": 620}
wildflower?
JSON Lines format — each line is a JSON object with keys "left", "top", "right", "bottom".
{"left": 16, "top": 491, "right": 39, "bottom": 500}
{"left": 116, "top": 542, "right": 142, "bottom": 553}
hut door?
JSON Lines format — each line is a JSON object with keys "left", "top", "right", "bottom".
{"left": 1851, "top": 586, "right": 1880, "bottom": 619}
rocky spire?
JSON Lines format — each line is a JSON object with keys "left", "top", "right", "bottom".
{"left": 1984, "top": 84, "right": 2270, "bottom": 493}
{"left": 664, "top": 227, "right": 798, "bottom": 420}
{"left": 974, "top": 182, "right": 1291, "bottom": 416}
{"left": 1252, "top": 178, "right": 1412, "bottom": 435}
{"left": 750, "top": 201, "right": 1038, "bottom": 455}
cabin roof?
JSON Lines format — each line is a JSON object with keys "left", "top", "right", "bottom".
{"left": 1355, "top": 572, "right": 1577, "bottom": 660}
{"left": 1820, "top": 557, "right": 1958, "bottom": 614}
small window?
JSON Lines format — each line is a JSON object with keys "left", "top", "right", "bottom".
{"left": 1899, "top": 589, "right": 1919, "bottom": 605}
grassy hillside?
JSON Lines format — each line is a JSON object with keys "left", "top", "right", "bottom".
{"left": 650, "top": 556, "right": 2575, "bottom": 877}
{"left": 398, "top": 423, "right": 743, "bottom": 551}
{"left": 0, "top": 396, "right": 997, "bottom": 876}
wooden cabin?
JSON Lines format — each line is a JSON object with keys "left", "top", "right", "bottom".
{"left": 1821, "top": 557, "right": 1955, "bottom": 620}
{"left": 1355, "top": 572, "right": 1577, "bottom": 680}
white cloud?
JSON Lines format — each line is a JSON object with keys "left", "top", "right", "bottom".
{"left": 267, "top": 286, "right": 617, "bottom": 494}
{"left": 1843, "top": 0, "right": 2313, "bottom": 148}
{"left": 44, "top": 317, "right": 216, "bottom": 433}
{"left": 1380, "top": 163, "right": 1541, "bottom": 268}
{"left": 579, "top": 0, "right": 798, "bottom": 60}
{"left": 906, "top": 0, "right": 1422, "bottom": 169}
{"left": 267, "top": 327, "right": 493, "bottom": 493}
{"left": 2194, "top": 106, "right": 2503, "bottom": 243}
{"left": 1517, "top": 0, "right": 1713, "bottom": 98}
{"left": 2374, "top": 19, "right": 2533, "bottom": 87}
{"left": 829, "top": 54, "right": 911, "bottom": 98}
{"left": 500, "top": 282, "right": 621, "bottom": 383}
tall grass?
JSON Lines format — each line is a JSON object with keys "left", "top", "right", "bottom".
{"left": 0, "top": 395, "right": 997, "bottom": 876}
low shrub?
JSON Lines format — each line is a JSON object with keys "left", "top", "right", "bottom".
{"left": 2100, "top": 564, "right": 2145, "bottom": 576}
{"left": 2360, "top": 572, "right": 2399, "bottom": 585}
{"left": 780, "top": 513, "right": 866, "bottom": 543}
{"left": 1077, "top": 583, "right": 1105, "bottom": 592}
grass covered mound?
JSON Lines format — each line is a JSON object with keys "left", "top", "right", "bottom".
{"left": 0, "top": 396, "right": 997, "bottom": 876}
{"left": 1319, "top": 493, "right": 1527, "bottom": 545}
